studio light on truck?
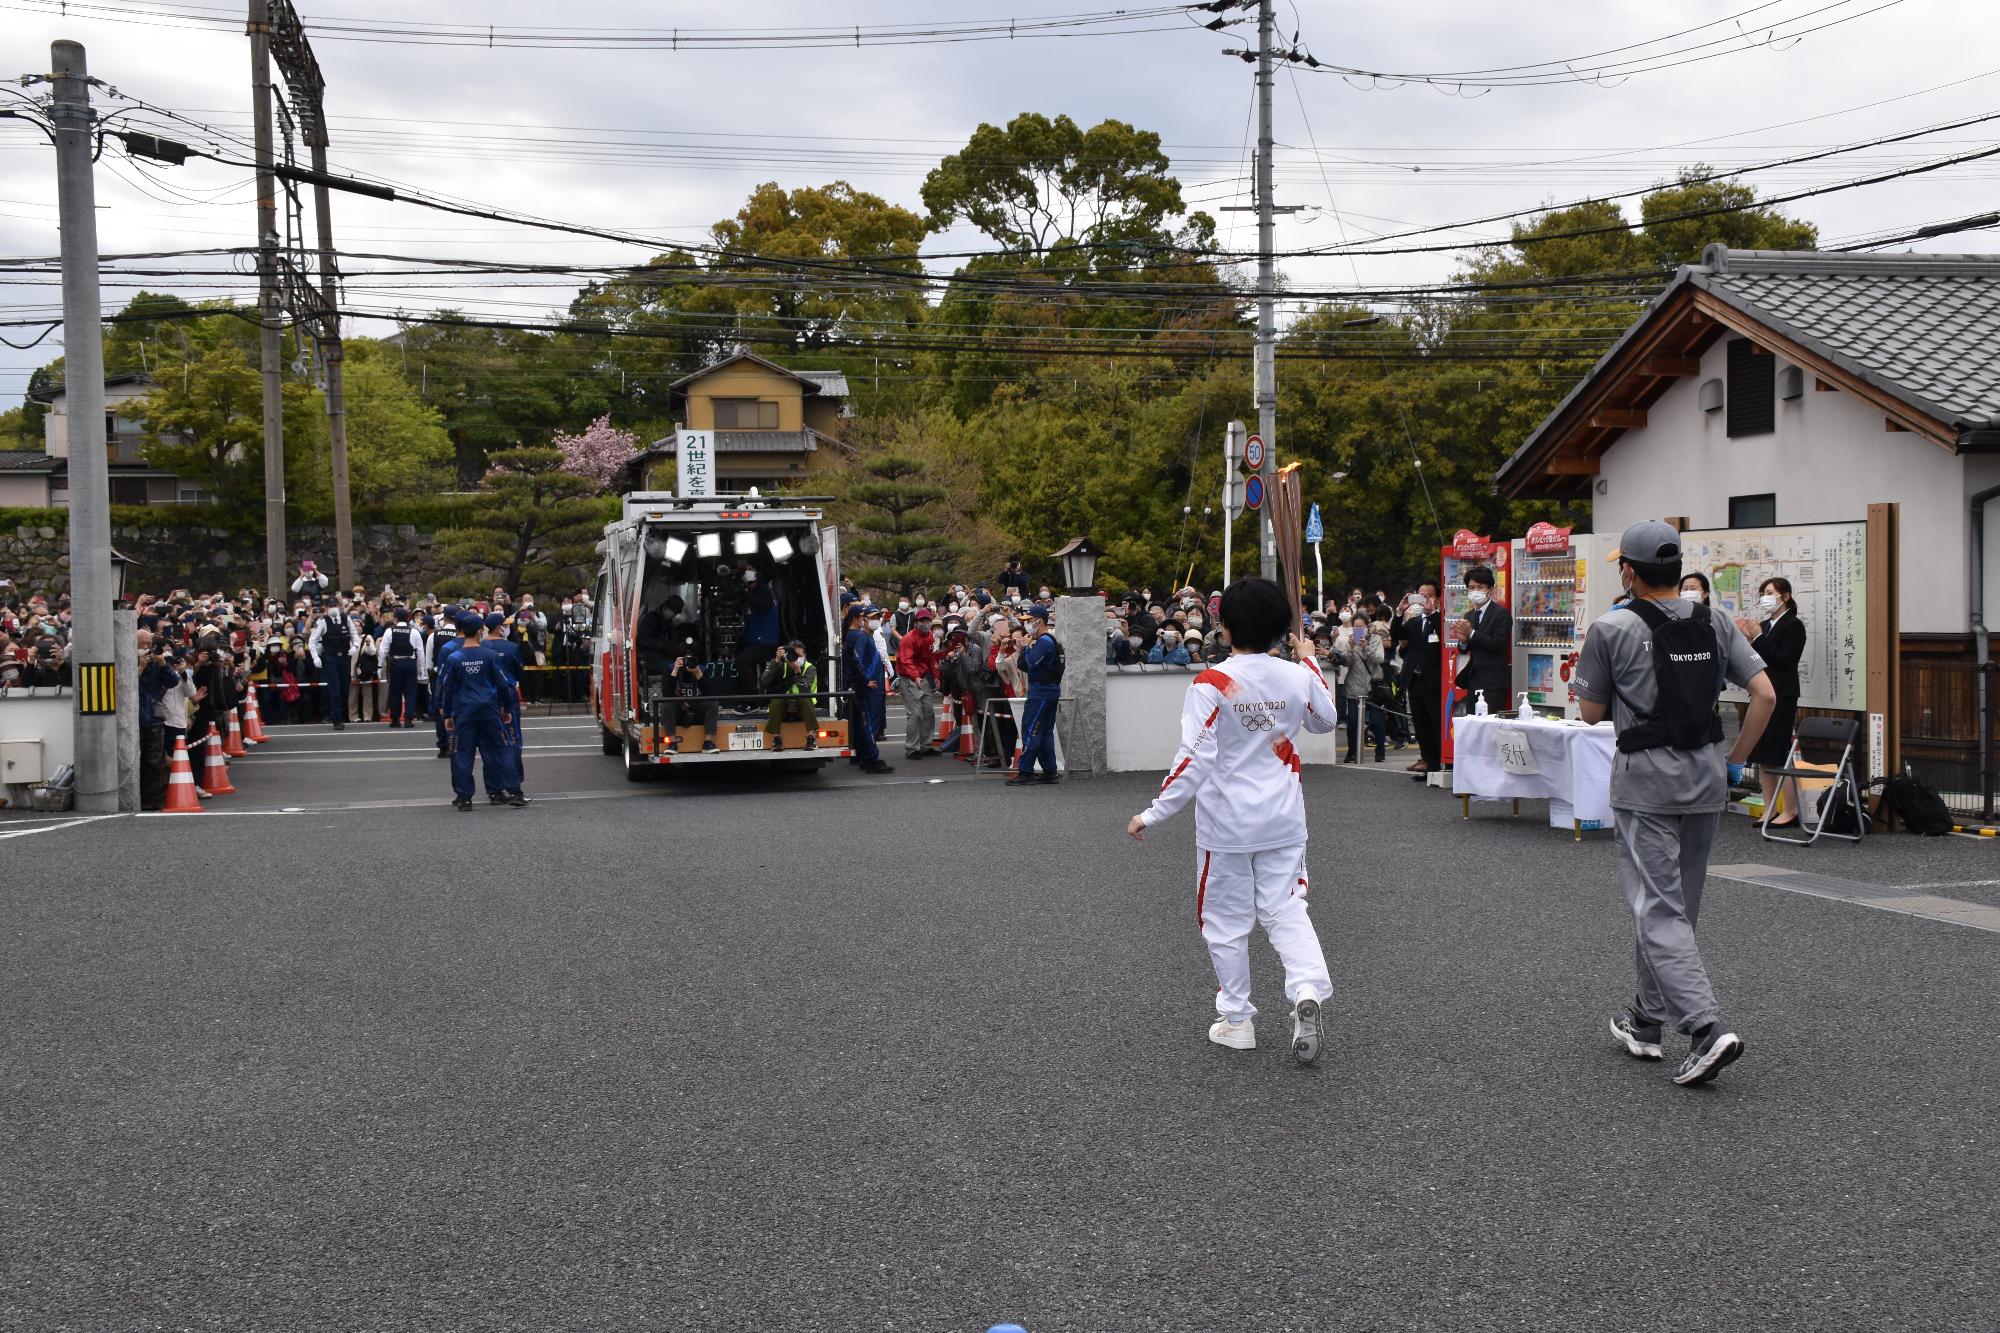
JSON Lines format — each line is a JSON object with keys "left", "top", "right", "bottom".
{"left": 733, "top": 531, "right": 760, "bottom": 556}
{"left": 766, "top": 535, "right": 795, "bottom": 563}
{"left": 695, "top": 532, "right": 722, "bottom": 559}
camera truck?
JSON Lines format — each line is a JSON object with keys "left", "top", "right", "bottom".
{"left": 590, "top": 491, "right": 850, "bottom": 778}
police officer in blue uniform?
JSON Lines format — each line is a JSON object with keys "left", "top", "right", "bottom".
{"left": 435, "top": 611, "right": 524, "bottom": 810}
{"left": 1007, "top": 604, "right": 1063, "bottom": 786}
{"left": 431, "top": 611, "right": 467, "bottom": 758}
{"left": 483, "top": 610, "right": 529, "bottom": 805}
{"left": 841, "top": 602, "right": 893, "bottom": 775}
{"left": 379, "top": 606, "right": 424, "bottom": 728}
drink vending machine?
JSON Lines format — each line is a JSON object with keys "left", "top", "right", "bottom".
{"left": 1508, "top": 521, "right": 1620, "bottom": 719}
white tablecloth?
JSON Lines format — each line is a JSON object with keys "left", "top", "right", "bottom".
{"left": 1451, "top": 714, "right": 1617, "bottom": 829}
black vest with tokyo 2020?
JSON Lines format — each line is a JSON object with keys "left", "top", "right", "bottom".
{"left": 1615, "top": 600, "right": 1726, "bottom": 754}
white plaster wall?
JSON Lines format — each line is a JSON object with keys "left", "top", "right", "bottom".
{"left": 0, "top": 691, "right": 75, "bottom": 791}
{"left": 0, "top": 475, "right": 49, "bottom": 507}
{"left": 1106, "top": 666, "right": 1345, "bottom": 773}
{"left": 1594, "top": 336, "right": 1971, "bottom": 633}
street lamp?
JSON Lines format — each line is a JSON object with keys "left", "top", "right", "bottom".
{"left": 1052, "top": 537, "right": 1101, "bottom": 595}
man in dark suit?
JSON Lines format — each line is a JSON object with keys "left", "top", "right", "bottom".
{"left": 1452, "top": 564, "right": 1514, "bottom": 717}
{"left": 1394, "top": 578, "right": 1444, "bottom": 778}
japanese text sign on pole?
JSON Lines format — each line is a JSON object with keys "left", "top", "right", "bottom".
{"left": 677, "top": 429, "right": 715, "bottom": 498}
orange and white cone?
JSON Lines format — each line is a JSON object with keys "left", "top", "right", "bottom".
{"left": 223, "top": 708, "right": 249, "bottom": 758}
{"left": 201, "top": 732, "right": 238, "bottom": 796}
{"left": 935, "top": 697, "right": 955, "bottom": 751}
{"left": 162, "top": 735, "right": 204, "bottom": 813}
{"left": 242, "top": 690, "right": 269, "bottom": 743}
{"left": 957, "top": 693, "right": 975, "bottom": 759}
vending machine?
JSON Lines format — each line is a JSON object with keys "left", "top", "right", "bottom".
{"left": 1508, "top": 521, "right": 1619, "bottom": 719}
{"left": 1439, "top": 530, "right": 1512, "bottom": 765}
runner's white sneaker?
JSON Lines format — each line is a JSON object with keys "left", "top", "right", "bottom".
{"left": 1291, "top": 986, "right": 1324, "bottom": 1064}
{"left": 1208, "top": 1015, "right": 1256, "bottom": 1050}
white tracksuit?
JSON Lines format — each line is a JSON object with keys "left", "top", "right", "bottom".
{"left": 1138, "top": 651, "right": 1337, "bottom": 1022}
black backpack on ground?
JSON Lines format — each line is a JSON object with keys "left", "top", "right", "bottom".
{"left": 1614, "top": 600, "right": 1726, "bottom": 755}
{"left": 1877, "top": 766, "right": 1955, "bottom": 836}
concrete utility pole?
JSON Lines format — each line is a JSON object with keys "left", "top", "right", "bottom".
{"left": 249, "top": 0, "right": 287, "bottom": 599}
{"left": 1254, "top": 0, "right": 1277, "bottom": 581}
{"left": 49, "top": 40, "right": 118, "bottom": 814}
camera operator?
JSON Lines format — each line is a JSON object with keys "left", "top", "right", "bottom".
{"left": 760, "top": 640, "right": 820, "bottom": 751}
{"left": 664, "top": 653, "right": 720, "bottom": 755}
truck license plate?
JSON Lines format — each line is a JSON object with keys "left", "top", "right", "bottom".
{"left": 728, "top": 731, "right": 765, "bottom": 752}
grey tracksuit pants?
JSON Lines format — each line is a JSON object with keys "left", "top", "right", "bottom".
{"left": 1615, "top": 807, "right": 1722, "bottom": 1035}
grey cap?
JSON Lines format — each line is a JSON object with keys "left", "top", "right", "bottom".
{"left": 1608, "top": 519, "right": 1682, "bottom": 564}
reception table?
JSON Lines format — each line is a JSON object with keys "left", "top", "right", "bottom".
{"left": 1451, "top": 713, "right": 1617, "bottom": 840}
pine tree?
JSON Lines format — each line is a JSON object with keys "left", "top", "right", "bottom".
{"left": 438, "top": 446, "right": 610, "bottom": 597}
{"left": 842, "top": 454, "right": 965, "bottom": 598}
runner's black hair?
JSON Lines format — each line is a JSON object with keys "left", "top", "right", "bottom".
{"left": 1219, "top": 577, "right": 1290, "bottom": 653}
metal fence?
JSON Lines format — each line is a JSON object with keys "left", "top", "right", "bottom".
{"left": 1900, "top": 658, "right": 1988, "bottom": 817}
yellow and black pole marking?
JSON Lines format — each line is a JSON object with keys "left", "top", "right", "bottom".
{"left": 75, "top": 662, "right": 117, "bottom": 715}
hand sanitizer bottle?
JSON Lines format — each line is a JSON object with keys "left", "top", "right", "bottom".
{"left": 1474, "top": 689, "right": 1488, "bottom": 716}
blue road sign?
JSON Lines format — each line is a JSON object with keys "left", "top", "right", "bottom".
{"left": 1304, "top": 502, "right": 1323, "bottom": 544}
{"left": 1244, "top": 473, "right": 1265, "bottom": 511}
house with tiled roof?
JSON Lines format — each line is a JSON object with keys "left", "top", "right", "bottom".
{"left": 622, "top": 350, "right": 855, "bottom": 495}
{"left": 1496, "top": 246, "right": 2000, "bottom": 646}
{"left": 0, "top": 373, "right": 204, "bottom": 508}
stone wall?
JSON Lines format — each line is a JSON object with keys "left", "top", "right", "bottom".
{"left": 0, "top": 522, "right": 513, "bottom": 598}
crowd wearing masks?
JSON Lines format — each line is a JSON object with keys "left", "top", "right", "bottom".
{"left": 1, "top": 559, "right": 595, "bottom": 811}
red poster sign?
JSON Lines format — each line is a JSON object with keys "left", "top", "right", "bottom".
{"left": 1524, "top": 520, "right": 1573, "bottom": 554}
{"left": 1450, "top": 529, "right": 1496, "bottom": 560}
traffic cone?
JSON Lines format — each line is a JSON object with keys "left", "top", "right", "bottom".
{"left": 162, "top": 735, "right": 204, "bottom": 813}
{"left": 935, "top": 698, "right": 955, "bottom": 751}
{"left": 957, "top": 693, "right": 975, "bottom": 759}
{"left": 201, "top": 732, "right": 238, "bottom": 796}
{"left": 223, "top": 707, "right": 249, "bottom": 758}
{"left": 242, "top": 690, "right": 269, "bottom": 743}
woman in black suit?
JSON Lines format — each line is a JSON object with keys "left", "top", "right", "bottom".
{"left": 1741, "top": 576, "right": 1806, "bottom": 826}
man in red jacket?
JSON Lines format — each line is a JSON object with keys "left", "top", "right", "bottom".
{"left": 895, "top": 606, "right": 943, "bottom": 759}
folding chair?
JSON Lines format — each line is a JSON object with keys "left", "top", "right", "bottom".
{"left": 1760, "top": 716, "right": 1865, "bottom": 846}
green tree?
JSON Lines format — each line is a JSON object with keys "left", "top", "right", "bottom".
{"left": 0, "top": 405, "right": 32, "bottom": 449}
{"left": 921, "top": 113, "right": 1212, "bottom": 260}
{"left": 841, "top": 454, "right": 966, "bottom": 597}
{"left": 437, "top": 446, "right": 608, "bottom": 597}
{"left": 284, "top": 340, "right": 455, "bottom": 513}
{"left": 391, "top": 318, "right": 570, "bottom": 482}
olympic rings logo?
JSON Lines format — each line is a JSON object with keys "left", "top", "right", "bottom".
{"left": 1242, "top": 712, "right": 1276, "bottom": 732}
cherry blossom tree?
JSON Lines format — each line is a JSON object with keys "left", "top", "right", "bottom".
{"left": 552, "top": 415, "right": 640, "bottom": 490}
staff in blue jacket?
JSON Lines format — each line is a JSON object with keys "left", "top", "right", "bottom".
{"left": 483, "top": 611, "right": 530, "bottom": 805}
{"left": 841, "top": 603, "right": 894, "bottom": 775}
{"left": 435, "top": 611, "right": 525, "bottom": 810}
{"left": 1008, "top": 604, "right": 1063, "bottom": 786}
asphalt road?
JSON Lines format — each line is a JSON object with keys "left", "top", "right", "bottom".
{"left": 4, "top": 719, "right": 1997, "bottom": 1332}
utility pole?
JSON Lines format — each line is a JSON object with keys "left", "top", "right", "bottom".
{"left": 267, "top": 0, "right": 355, "bottom": 591}
{"left": 1253, "top": 0, "right": 1278, "bottom": 581}
{"left": 249, "top": 0, "right": 287, "bottom": 600}
{"left": 49, "top": 40, "right": 118, "bottom": 814}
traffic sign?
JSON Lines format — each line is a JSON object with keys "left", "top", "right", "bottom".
{"left": 1243, "top": 473, "right": 1265, "bottom": 512}
{"left": 1244, "top": 433, "right": 1266, "bottom": 471}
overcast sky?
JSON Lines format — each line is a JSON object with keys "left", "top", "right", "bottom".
{"left": 4, "top": 0, "right": 1998, "bottom": 411}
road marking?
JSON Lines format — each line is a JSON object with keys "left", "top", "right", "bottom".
{"left": 0, "top": 814, "right": 122, "bottom": 840}
{"left": 1708, "top": 864, "right": 2000, "bottom": 934}
{"left": 245, "top": 744, "right": 602, "bottom": 764}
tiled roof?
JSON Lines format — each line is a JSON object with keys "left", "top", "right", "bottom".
{"left": 0, "top": 451, "right": 57, "bottom": 472}
{"left": 1692, "top": 248, "right": 2000, "bottom": 431}
{"left": 797, "top": 370, "right": 849, "bottom": 398}
{"left": 640, "top": 429, "right": 824, "bottom": 456}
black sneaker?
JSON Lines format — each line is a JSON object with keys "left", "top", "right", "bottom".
{"left": 506, "top": 792, "right": 530, "bottom": 807}
{"left": 860, "top": 759, "right": 895, "bottom": 774}
{"left": 1673, "top": 1027, "right": 1745, "bottom": 1087}
{"left": 1609, "top": 1009, "right": 1664, "bottom": 1061}
{"left": 702, "top": 741, "right": 719, "bottom": 754}
{"left": 1004, "top": 775, "right": 1036, "bottom": 787}
{"left": 452, "top": 797, "right": 473, "bottom": 812}
{"left": 804, "top": 735, "right": 818, "bottom": 751}
{"left": 488, "top": 794, "right": 508, "bottom": 806}
{"left": 1036, "top": 774, "right": 1062, "bottom": 785}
